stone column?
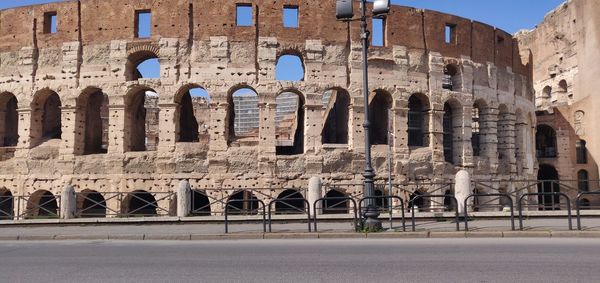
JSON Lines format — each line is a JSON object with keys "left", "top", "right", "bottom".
{"left": 480, "top": 107, "right": 499, "bottom": 171}
{"left": 59, "top": 106, "right": 77, "bottom": 157}
{"left": 258, "top": 101, "right": 276, "bottom": 175}
{"left": 108, "top": 104, "right": 126, "bottom": 154}
{"left": 15, "top": 108, "right": 31, "bottom": 157}
{"left": 460, "top": 104, "right": 474, "bottom": 168}
{"left": 157, "top": 103, "right": 177, "bottom": 153}
{"left": 60, "top": 185, "right": 76, "bottom": 219}
{"left": 455, "top": 170, "right": 471, "bottom": 215}
{"left": 394, "top": 105, "right": 409, "bottom": 158}
{"left": 177, "top": 180, "right": 191, "bottom": 217}
{"left": 308, "top": 177, "right": 322, "bottom": 215}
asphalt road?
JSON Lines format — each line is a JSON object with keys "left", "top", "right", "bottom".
{"left": 1, "top": 238, "right": 599, "bottom": 283}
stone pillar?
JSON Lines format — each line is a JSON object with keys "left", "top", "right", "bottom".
{"left": 158, "top": 103, "right": 177, "bottom": 153}
{"left": 308, "top": 177, "right": 322, "bottom": 215}
{"left": 15, "top": 108, "right": 31, "bottom": 156}
{"left": 258, "top": 101, "right": 276, "bottom": 175}
{"left": 454, "top": 170, "right": 471, "bottom": 215}
{"left": 60, "top": 185, "right": 76, "bottom": 219}
{"left": 59, "top": 106, "right": 77, "bottom": 157}
{"left": 108, "top": 104, "right": 126, "bottom": 154}
{"left": 177, "top": 180, "right": 191, "bottom": 217}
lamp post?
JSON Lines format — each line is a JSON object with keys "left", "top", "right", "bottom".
{"left": 337, "top": 0, "right": 390, "bottom": 231}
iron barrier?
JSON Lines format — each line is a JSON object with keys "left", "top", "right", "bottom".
{"left": 16, "top": 195, "right": 61, "bottom": 220}
{"left": 463, "top": 193, "right": 515, "bottom": 231}
{"left": 312, "top": 197, "right": 358, "bottom": 232}
{"left": 0, "top": 195, "right": 14, "bottom": 220}
{"left": 576, "top": 191, "right": 600, "bottom": 230}
{"left": 224, "top": 199, "right": 266, "bottom": 234}
{"left": 518, "top": 192, "right": 572, "bottom": 230}
{"left": 267, "top": 198, "right": 311, "bottom": 232}
{"left": 411, "top": 194, "right": 460, "bottom": 232}
{"left": 358, "top": 196, "right": 405, "bottom": 231}
{"left": 120, "top": 191, "right": 175, "bottom": 217}
{"left": 75, "top": 192, "right": 120, "bottom": 218}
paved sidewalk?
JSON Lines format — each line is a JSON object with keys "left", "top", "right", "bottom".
{"left": 1, "top": 217, "right": 600, "bottom": 240}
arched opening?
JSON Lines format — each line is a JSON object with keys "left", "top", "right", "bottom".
{"left": 536, "top": 125, "right": 557, "bottom": 158}
{"left": 322, "top": 89, "right": 350, "bottom": 144}
{"left": 27, "top": 190, "right": 58, "bottom": 218}
{"left": 0, "top": 188, "right": 13, "bottom": 220}
{"left": 369, "top": 90, "right": 392, "bottom": 145}
{"left": 443, "top": 189, "right": 455, "bottom": 211}
{"left": 0, "top": 93, "right": 18, "bottom": 147}
{"left": 471, "top": 102, "right": 482, "bottom": 156}
{"left": 77, "top": 190, "right": 106, "bottom": 218}
{"left": 124, "top": 190, "right": 158, "bottom": 216}
{"left": 323, "top": 189, "right": 349, "bottom": 214}
{"left": 442, "top": 64, "right": 460, "bottom": 91}
{"left": 558, "top": 80, "right": 567, "bottom": 94}
{"left": 443, "top": 101, "right": 461, "bottom": 164}
{"left": 76, "top": 88, "right": 109, "bottom": 155}
{"left": 408, "top": 191, "right": 424, "bottom": 212}
{"left": 31, "top": 90, "right": 62, "bottom": 147}
{"left": 227, "top": 190, "right": 260, "bottom": 215}
{"left": 407, "top": 94, "right": 429, "bottom": 147}
{"left": 542, "top": 86, "right": 552, "bottom": 99}
{"left": 175, "top": 86, "right": 210, "bottom": 143}
{"left": 576, "top": 140, "right": 587, "bottom": 164}
{"left": 373, "top": 188, "right": 389, "bottom": 208}
{"left": 537, "top": 164, "right": 560, "bottom": 210}
{"left": 125, "top": 87, "right": 159, "bottom": 152}
{"left": 497, "top": 105, "right": 511, "bottom": 162}
{"left": 126, "top": 51, "right": 160, "bottom": 81}
{"left": 191, "top": 190, "right": 211, "bottom": 216}
{"left": 275, "top": 54, "right": 304, "bottom": 81}
{"left": 578, "top": 170, "right": 589, "bottom": 192}
{"left": 275, "top": 91, "right": 304, "bottom": 155}
{"left": 228, "top": 87, "right": 259, "bottom": 143}
{"left": 275, "top": 189, "right": 305, "bottom": 214}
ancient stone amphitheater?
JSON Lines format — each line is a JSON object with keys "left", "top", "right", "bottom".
{"left": 0, "top": 0, "right": 536, "bottom": 219}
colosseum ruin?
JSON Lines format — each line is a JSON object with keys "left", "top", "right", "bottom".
{"left": 0, "top": 0, "right": 538, "bottom": 219}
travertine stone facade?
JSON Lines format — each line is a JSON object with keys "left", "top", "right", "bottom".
{"left": 0, "top": 0, "right": 536, "bottom": 215}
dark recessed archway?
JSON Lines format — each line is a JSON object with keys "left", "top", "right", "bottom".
{"left": 191, "top": 190, "right": 211, "bottom": 216}
{"left": 537, "top": 164, "right": 560, "bottom": 210}
{"left": 227, "top": 190, "right": 260, "bottom": 215}
{"left": 27, "top": 190, "right": 58, "bottom": 218}
{"left": 77, "top": 190, "right": 107, "bottom": 218}
{"left": 124, "top": 190, "right": 158, "bottom": 216}
{"left": 323, "top": 190, "right": 348, "bottom": 214}
{"left": 275, "top": 189, "right": 305, "bottom": 214}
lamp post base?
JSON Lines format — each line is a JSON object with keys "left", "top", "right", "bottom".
{"left": 362, "top": 204, "right": 382, "bottom": 231}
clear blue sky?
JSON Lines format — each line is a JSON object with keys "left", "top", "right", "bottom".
{"left": 1, "top": 0, "right": 566, "bottom": 82}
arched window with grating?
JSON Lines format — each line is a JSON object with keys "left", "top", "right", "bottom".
{"left": 576, "top": 140, "right": 587, "bottom": 164}
{"left": 578, "top": 170, "right": 589, "bottom": 192}
{"left": 229, "top": 87, "right": 260, "bottom": 143}
{"left": 407, "top": 94, "right": 429, "bottom": 147}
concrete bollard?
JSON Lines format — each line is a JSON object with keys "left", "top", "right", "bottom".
{"left": 177, "top": 180, "right": 191, "bottom": 217}
{"left": 454, "top": 170, "right": 471, "bottom": 215}
{"left": 60, "top": 185, "right": 76, "bottom": 219}
{"left": 308, "top": 177, "right": 322, "bottom": 215}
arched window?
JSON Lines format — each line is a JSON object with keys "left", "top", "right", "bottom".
{"left": 536, "top": 125, "right": 557, "bottom": 158}
{"left": 275, "top": 54, "right": 304, "bottom": 81}
{"left": 26, "top": 190, "right": 58, "bottom": 218}
{"left": 442, "top": 64, "right": 460, "bottom": 91}
{"left": 176, "top": 86, "right": 210, "bottom": 143}
{"left": 123, "top": 190, "right": 158, "bottom": 216}
{"left": 407, "top": 94, "right": 429, "bottom": 147}
{"left": 76, "top": 88, "right": 109, "bottom": 155}
{"left": 125, "top": 87, "right": 158, "bottom": 152}
{"left": 191, "top": 190, "right": 211, "bottom": 216}
{"left": 322, "top": 89, "right": 350, "bottom": 144}
{"left": 31, "top": 90, "right": 62, "bottom": 147}
{"left": 576, "top": 140, "right": 587, "bottom": 164}
{"left": 126, "top": 50, "right": 160, "bottom": 81}
{"left": 578, "top": 170, "right": 589, "bottom": 192}
{"left": 0, "top": 92, "right": 18, "bottom": 147}
{"left": 76, "top": 190, "right": 106, "bottom": 218}
{"left": 227, "top": 190, "right": 259, "bottom": 215}
{"left": 275, "top": 91, "right": 304, "bottom": 155}
{"left": 0, "top": 188, "right": 13, "bottom": 220}
{"left": 369, "top": 90, "right": 392, "bottom": 145}
{"left": 542, "top": 86, "right": 552, "bottom": 99}
{"left": 471, "top": 104, "right": 481, "bottom": 156}
{"left": 275, "top": 189, "right": 305, "bottom": 214}
{"left": 323, "top": 190, "right": 348, "bottom": 214}
{"left": 558, "top": 80, "right": 567, "bottom": 93}
{"left": 229, "top": 87, "right": 259, "bottom": 143}
{"left": 443, "top": 102, "right": 454, "bottom": 163}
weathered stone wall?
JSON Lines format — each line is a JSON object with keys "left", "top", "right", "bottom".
{"left": 0, "top": 0, "right": 536, "bottom": 212}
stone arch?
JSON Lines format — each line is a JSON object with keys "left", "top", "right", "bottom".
{"left": 125, "top": 47, "right": 160, "bottom": 81}
{"left": 174, "top": 84, "right": 210, "bottom": 143}
{"left": 323, "top": 189, "right": 348, "bottom": 214}
{"left": 275, "top": 51, "right": 305, "bottom": 81}
{"left": 0, "top": 187, "right": 13, "bottom": 220}
{"left": 369, "top": 89, "right": 393, "bottom": 145}
{"left": 227, "top": 85, "right": 260, "bottom": 143}
{"left": 322, "top": 88, "right": 350, "bottom": 144}
{"left": 26, "top": 190, "right": 58, "bottom": 218}
{"left": 191, "top": 189, "right": 211, "bottom": 216}
{"left": 275, "top": 189, "right": 305, "bottom": 214}
{"left": 542, "top": 86, "right": 552, "bottom": 100}
{"left": 75, "top": 87, "right": 109, "bottom": 155}
{"left": 536, "top": 124, "right": 557, "bottom": 158}
{"left": 227, "top": 190, "right": 260, "bottom": 215}
{"left": 124, "top": 86, "right": 159, "bottom": 152}
{"left": 76, "top": 189, "right": 106, "bottom": 218}
{"left": 275, "top": 90, "right": 305, "bottom": 155}
{"left": 122, "top": 190, "right": 158, "bottom": 216}
{"left": 443, "top": 63, "right": 461, "bottom": 91}
{"left": 558, "top": 79, "right": 567, "bottom": 96}
{"left": 443, "top": 99, "right": 463, "bottom": 164}
{"left": 407, "top": 93, "right": 430, "bottom": 147}
{"left": 0, "top": 92, "right": 18, "bottom": 147}
{"left": 30, "top": 89, "right": 62, "bottom": 148}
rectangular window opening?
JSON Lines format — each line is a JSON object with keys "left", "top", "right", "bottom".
{"left": 372, "top": 18, "right": 385, "bottom": 47}
{"left": 135, "top": 10, "right": 152, "bottom": 38}
{"left": 283, "top": 6, "right": 299, "bottom": 28}
{"left": 445, "top": 24, "right": 456, "bottom": 44}
{"left": 44, "top": 12, "right": 57, "bottom": 34}
{"left": 236, "top": 4, "right": 253, "bottom": 27}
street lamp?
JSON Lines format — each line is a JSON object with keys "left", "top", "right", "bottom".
{"left": 336, "top": 0, "right": 390, "bottom": 231}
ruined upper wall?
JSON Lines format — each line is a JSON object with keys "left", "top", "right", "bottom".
{"left": 0, "top": 0, "right": 531, "bottom": 77}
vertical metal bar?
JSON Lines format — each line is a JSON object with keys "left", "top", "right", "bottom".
{"left": 411, "top": 196, "right": 417, "bottom": 232}
{"left": 267, "top": 201, "right": 272, "bottom": 233}
{"left": 224, "top": 202, "right": 229, "bottom": 234}
{"left": 464, "top": 196, "right": 470, "bottom": 231}
{"left": 261, "top": 200, "right": 266, "bottom": 233}
{"left": 313, "top": 199, "right": 319, "bottom": 232}
{"left": 518, "top": 195, "right": 524, "bottom": 230}
{"left": 509, "top": 196, "right": 515, "bottom": 231}
{"left": 576, "top": 194, "right": 582, "bottom": 230}
{"left": 454, "top": 198, "right": 459, "bottom": 231}
{"left": 564, "top": 194, "right": 573, "bottom": 230}
{"left": 16, "top": 196, "right": 20, "bottom": 220}
{"left": 400, "top": 198, "right": 406, "bottom": 232}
